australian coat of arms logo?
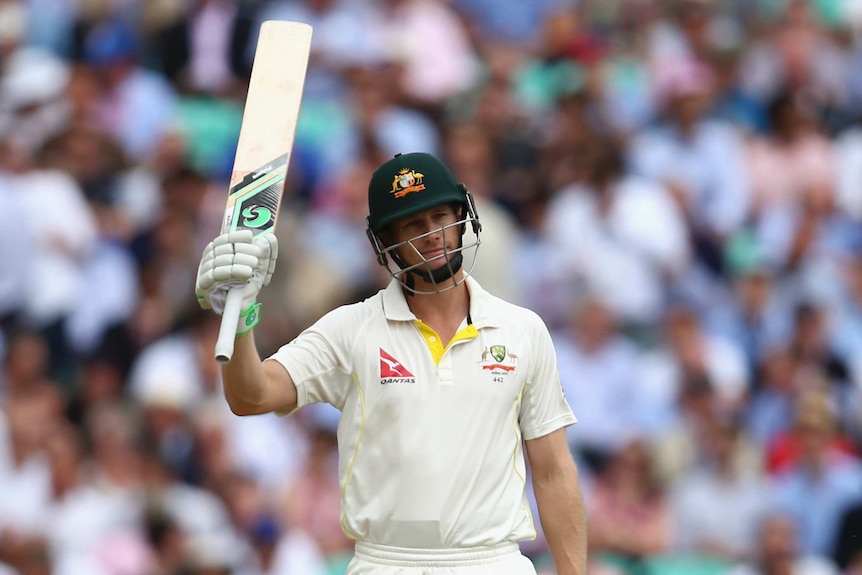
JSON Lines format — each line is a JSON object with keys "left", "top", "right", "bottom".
{"left": 480, "top": 344, "right": 518, "bottom": 374}
{"left": 391, "top": 168, "right": 425, "bottom": 198}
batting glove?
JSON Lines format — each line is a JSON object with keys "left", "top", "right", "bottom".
{"left": 195, "top": 231, "right": 278, "bottom": 333}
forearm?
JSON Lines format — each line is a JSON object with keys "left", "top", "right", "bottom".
{"left": 221, "top": 331, "right": 270, "bottom": 415}
{"left": 533, "top": 464, "right": 588, "bottom": 575}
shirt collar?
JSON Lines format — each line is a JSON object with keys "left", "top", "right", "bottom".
{"left": 380, "top": 276, "right": 500, "bottom": 329}
{"left": 381, "top": 278, "right": 414, "bottom": 321}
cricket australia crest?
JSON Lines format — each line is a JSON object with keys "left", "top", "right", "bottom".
{"left": 480, "top": 344, "right": 518, "bottom": 375}
{"left": 390, "top": 168, "right": 426, "bottom": 198}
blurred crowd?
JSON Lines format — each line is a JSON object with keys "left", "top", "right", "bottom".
{"left": 1, "top": 0, "right": 862, "bottom": 574}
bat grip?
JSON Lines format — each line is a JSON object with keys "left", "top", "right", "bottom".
{"left": 215, "top": 289, "right": 245, "bottom": 363}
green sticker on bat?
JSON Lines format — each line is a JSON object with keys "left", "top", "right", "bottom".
{"left": 225, "top": 153, "right": 288, "bottom": 234}
{"left": 241, "top": 206, "right": 272, "bottom": 228}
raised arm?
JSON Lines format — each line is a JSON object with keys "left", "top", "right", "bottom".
{"left": 196, "top": 230, "right": 298, "bottom": 415}
{"left": 221, "top": 331, "right": 297, "bottom": 415}
{"left": 526, "top": 428, "right": 587, "bottom": 575}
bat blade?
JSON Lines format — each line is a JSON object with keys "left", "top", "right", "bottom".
{"left": 215, "top": 20, "right": 312, "bottom": 363}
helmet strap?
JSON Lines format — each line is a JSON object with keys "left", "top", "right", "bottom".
{"left": 390, "top": 241, "right": 464, "bottom": 290}
{"left": 412, "top": 251, "right": 464, "bottom": 284}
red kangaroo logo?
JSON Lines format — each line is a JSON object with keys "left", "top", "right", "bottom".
{"left": 380, "top": 349, "right": 414, "bottom": 378}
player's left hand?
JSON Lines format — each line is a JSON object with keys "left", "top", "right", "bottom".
{"left": 195, "top": 230, "right": 278, "bottom": 317}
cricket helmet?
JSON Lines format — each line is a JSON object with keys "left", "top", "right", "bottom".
{"left": 366, "top": 152, "right": 481, "bottom": 293}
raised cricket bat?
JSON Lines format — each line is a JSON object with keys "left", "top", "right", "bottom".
{"left": 214, "top": 20, "right": 312, "bottom": 363}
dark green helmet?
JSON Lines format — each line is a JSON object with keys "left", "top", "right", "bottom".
{"left": 367, "top": 152, "right": 468, "bottom": 233}
{"left": 365, "top": 152, "right": 482, "bottom": 293}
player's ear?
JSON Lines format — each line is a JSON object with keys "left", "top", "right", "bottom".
{"left": 366, "top": 219, "right": 389, "bottom": 267}
{"left": 376, "top": 224, "right": 395, "bottom": 247}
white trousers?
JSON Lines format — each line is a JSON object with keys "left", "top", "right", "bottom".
{"left": 345, "top": 542, "right": 539, "bottom": 575}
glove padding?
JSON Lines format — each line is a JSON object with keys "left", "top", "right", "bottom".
{"left": 196, "top": 230, "right": 278, "bottom": 317}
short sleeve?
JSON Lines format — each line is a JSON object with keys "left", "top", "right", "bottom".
{"left": 518, "top": 313, "right": 577, "bottom": 440}
{"left": 267, "top": 307, "right": 357, "bottom": 412}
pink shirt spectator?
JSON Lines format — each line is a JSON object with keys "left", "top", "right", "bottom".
{"left": 747, "top": 133, "right": 835, "bottom": 213}
{"left": 381, "top": 0, "right": 481, "bottom": 103}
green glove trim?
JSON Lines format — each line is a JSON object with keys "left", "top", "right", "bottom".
{"left": 237, "top": 302, "right": 262, "bottom": 335}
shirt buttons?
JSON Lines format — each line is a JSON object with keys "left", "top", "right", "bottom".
{"left": 429, "top": 337, "right": 436, "bottom": 342}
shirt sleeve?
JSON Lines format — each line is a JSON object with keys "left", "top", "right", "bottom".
{"left": 267, "top": 306, "right": 357, "bottom": 412}
{"left": 518, "top": 311, "right": 578, "bottom": 440}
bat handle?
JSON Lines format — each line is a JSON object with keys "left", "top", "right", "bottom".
{"left": 215, "top": 289, "right": 245, "bottom": 364}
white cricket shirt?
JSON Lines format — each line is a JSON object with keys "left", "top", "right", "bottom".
{"left": 268, "top": 277, "right": 577, "bottom": 549}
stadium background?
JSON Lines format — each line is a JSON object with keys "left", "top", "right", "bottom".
{"left": 1, "top": 0, "right": 862, "bottom": 573}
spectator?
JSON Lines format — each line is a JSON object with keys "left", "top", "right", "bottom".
{"left": 281, "top": 423, "right": 352, "bottom": 572}
{"left": 727, "top": 512, "right": 840, "bottom": 575}
{"left": 299, "top": 156, "right": 389, "bottom": 307}
{"left": 552, "top": 296, "right": 642, "bottom": 473}
{"left": 759, "top": 195, "right": 862, "bottom": 320}
{"left": 746, "top": 347, "right": 804, "bottom": 451}
{"left": 376, "top": 0, "right": 482, "bottom": 107}
{"left": 785, "top": 301, "right": 855, "bottom": 415}
{"left": 669, "top": 413, "right": 768, "bottom": 562}
{"left": 444, "top": 121, "right": 525, "bottom": 304}
{"left": 769, "top": 389, "right": 862, "bottom": 556}
{"left": 0, "top": 46, "right": 71, "bottom": 156}
{"left": 544, "top": 137, "right": 690, "bottom": 326}
{"left": 746, "top": 88, "right": 836, "bottom": 216}
{"left": 586, "top": 438, "right": 673, "bottom": 575}
{"left": 81, "top": 18, "right": 178, "bottom": 161}
{"left": 628, "top": 57, "right": 750, "bottom": 278}
{"left": 704, "top": 263, "right": 794, "bottom": 380}
{"left": 1, "top": 328, "right": 56, "bottom": 397}
{"left": 145, "top": 0, "right": 257, "bottom": 98}
{"left": 15, "top": 142, "right": 98, "bottom": 372}
{"left": 259, "top": 0, "right": 388, "bottom": 90}
{"left": 0, "top": 146, "right": 32, "bottom": 327}
{"left": 638, "top": 302, "right": 750, "bottom": 445}
{"left": 452, "top": 0, "right": 567, "bottom": 46}
{"left": 763, "top": 376, "right": 858, "bottom": 477}
{"left": 216, "top": 469, "right": 328, "bottom": 575}
{"left": 755, "top": 0, "right": 850, "bottom": 128}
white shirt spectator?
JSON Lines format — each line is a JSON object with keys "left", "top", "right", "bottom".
{"left": 0, "top": 47, "right": 71, "bottom": 154}
{"left": 670, "top": 467, "right": 769, "bottom": 559}
{"left": 46, "top": 485, "right": 140, "bottom": 575}
{"left": 128, "top": 333, "right": 205, "bottom": 411}
{"left": 64, "top": 240, "right": 139, "bottom": 354}
{"left": 15, "top": 169, "right": 97, "bottom": 327}
{"left": 553, "top": 330, "right": 643, "bottom": 455}
{"left": 260, "top": 0, "right": 388, "bottom": 71}
{"left": 0, "top": 173, "right": 32, "bottom": 317}
{"left": 628, "top": 119, "right": 750, "bottom": 238}
{"left": 637, "top": 335, "right": 750, "bottom": 436}
{"left": 544, "top": 177, "right": 690, "bottom": 324}
{"left": 223, "top": 404, "right": 310, "bottom": 495}
{"left": 113, "top": 165, "right": 164, "bottom": 236}
{"left": 266, "top": 529, "right": 329, "bottom": 575}
{"left": 130, "top": 332, "right": 309, "bottom": 493}
{"left": 0, "top": 452, "right": 52, "bottom": 535}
